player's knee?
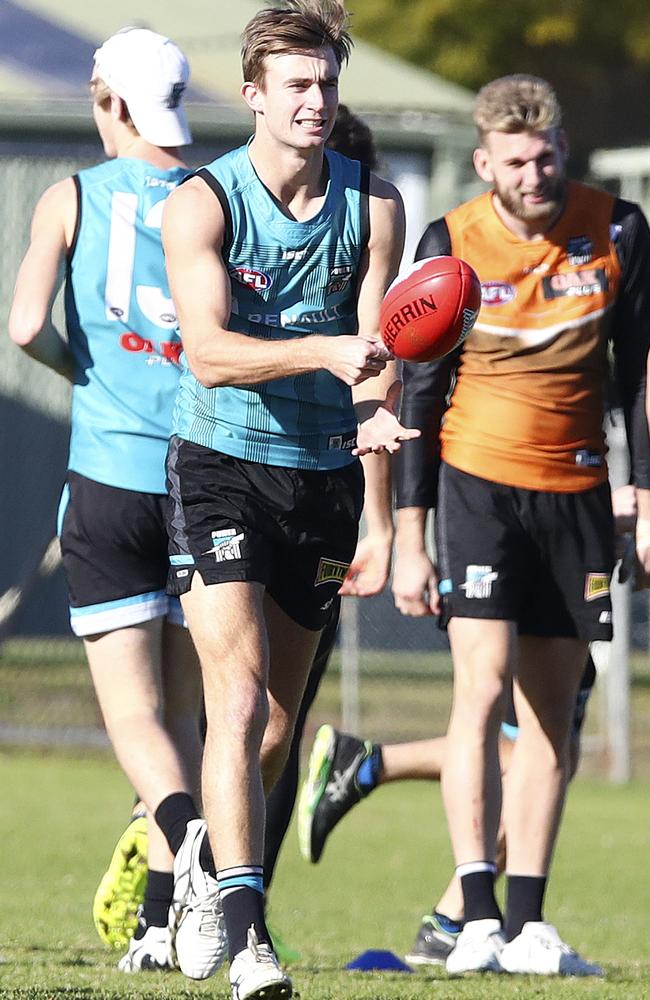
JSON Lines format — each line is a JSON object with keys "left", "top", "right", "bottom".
{"left": 451, "top": 673, "right": 507, "bottom": 733}
{"left": 208, "top": 679, "right": 269, "bottom": 751}
{"left": 260, "top": 713, "right": 293, "bottom": 786}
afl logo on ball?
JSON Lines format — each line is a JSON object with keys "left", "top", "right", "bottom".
{"left": 481, "top": 281, "right": 515, "bottom": 306}
{"left": 230, "top": 267, "right": 273, "bottom": 292}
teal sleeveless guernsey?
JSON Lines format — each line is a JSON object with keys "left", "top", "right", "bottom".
{"left": 172, "top": 145, "right": 369, "bottom": 470}
{"left": 65, "top": 158, "right": 189, "bottom": 493}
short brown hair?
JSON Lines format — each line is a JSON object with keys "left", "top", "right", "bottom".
{"left": 474, "top": 74, "right": 562, "bottom": 141}
{"left": 242, "top": 0, "right": 352, "bottom": 87}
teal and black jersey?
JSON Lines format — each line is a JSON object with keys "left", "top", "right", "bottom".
{"left": 65, "top": 158, "right": 190, "bottom": 493}
{"left": 172, "top": 144, "right": 370, "bottom": 470}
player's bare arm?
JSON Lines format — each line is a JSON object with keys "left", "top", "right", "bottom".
{"left": 162, "top": 176, "right": 391, "bottom": 389}
{"left": 9, "top": 177, "right": 76, "bottom": 381}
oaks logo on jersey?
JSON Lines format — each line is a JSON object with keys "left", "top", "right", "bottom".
{"left": 315, "top": 557, "right": 350, "bottom": 586}
{"left": 481, "top": 281, "right": 515, "bottom": 306}
{"left": 566, "top": 235, "right": 593, "bottom": 265}
{"left": 230, "top": 267, "right": 273, "bottom": 292}
{"left": 584, "top": 573, "right": 610, "bottom": 602}
{"left": 543, "top": 268, "right": 607, "bottom": 300}
{"left": 120, "top": 332, "right": 182, "bottom": 364}
{"left": 327, "top": 265, "right": 354, "bottom": 295}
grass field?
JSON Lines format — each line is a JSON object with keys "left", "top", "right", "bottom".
{"left": 0, "top": 749, "right": 648, "bottom": 999}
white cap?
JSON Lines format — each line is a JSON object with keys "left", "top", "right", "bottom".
{"left": 93, "top": 27, "right": 192, "bottom": 147}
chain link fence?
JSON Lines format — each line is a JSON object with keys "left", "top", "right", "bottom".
{"left": 2, "top": 149, "right": 650, "bottom": 780}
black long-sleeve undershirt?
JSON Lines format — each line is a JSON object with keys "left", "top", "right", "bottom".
{"left": 395, "top": 199, "right": 650, "bottom": 510}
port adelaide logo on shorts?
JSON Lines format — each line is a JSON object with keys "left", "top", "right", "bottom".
{"left": 230, "top": 267, "right": 273, "bottom": 292}
{"left": 315, "top": 557, "right": 350, "bottom": 586}
{"left": 204, "top": 528, "right": 244, "bottom": 562}
{"left": 460, "top": 564, "right": 498, "bottom": 599}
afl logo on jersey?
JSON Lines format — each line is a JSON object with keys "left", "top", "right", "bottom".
{"left": 481, "top": 281, "right": 515, "bottom": 305}
{"left": 230, "top": 267, "right": 273, "bottom": 292}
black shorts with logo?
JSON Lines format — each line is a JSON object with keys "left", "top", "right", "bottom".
{"left": 166, "top": 437, "right": 364, "bottom": 631}
{"left": 59, "top": 471, "right": 183, "bottom": 637}
{"left": 436, "top": 462, "right": 615, "bottom": 641}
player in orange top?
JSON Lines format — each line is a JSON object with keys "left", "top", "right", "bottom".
{"left": 393, "top": 75, "right": 650, "bottom": 976}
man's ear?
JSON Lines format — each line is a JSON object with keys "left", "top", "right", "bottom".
{"left": 110, "top": 92, "right": 127, "bottom": 123}
{"left": 473, "top": 146, "right": 494, "bottom": 184}
{"left": 241, "top": 81, "right": 264, "bottom": 115}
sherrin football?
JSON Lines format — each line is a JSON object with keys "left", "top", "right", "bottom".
{"left": 380, "top": 255, "right": 482, "bottom": 362}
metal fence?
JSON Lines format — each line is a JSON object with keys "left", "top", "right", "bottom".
{"left": 1, "top": 149, "right": 649, "bottom": 781}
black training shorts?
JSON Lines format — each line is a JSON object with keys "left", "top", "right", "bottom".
{"left": 59, "top": 471, "right": 182, "bottom": 636}
{"left": 166, "top": 437, "right": 364, "bottom": 631}
{"left": 436, "top": 462, "right": 615, "bottom": 641}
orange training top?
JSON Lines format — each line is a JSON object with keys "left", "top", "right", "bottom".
{"left": 440, "top": 182, "right": 620, "bottom": 491}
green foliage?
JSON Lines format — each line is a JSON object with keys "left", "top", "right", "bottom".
{"left": 349, "top": 0, "right": 650, "bottom": 88}
{"left": 348, "top": 0, "right": 650, "bottom": 147}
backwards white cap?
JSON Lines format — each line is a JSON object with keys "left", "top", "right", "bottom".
{"left": 93, "top": 27, "right": 192, "bottom": 147}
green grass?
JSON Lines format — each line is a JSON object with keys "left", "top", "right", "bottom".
{"left": 0, "top": 750, "right": 649, "bottom": 998}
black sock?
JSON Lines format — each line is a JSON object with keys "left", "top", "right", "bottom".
{"left": 217, "top": 867, "right": 269, "bottom": 960}
{"left": 153, "top": 793, "right": 200, "bottom": 855}
{"left": 505, "top": 875, "right": 547, "bottom": 941}
{"left": 136, "top": 869, "right": 174, "bottom": 937}
{"left": 199, "top": 833, "right": 216, "bottom": 878}
{"left": 459, "top": 865, "right": 502, "bottom": 924}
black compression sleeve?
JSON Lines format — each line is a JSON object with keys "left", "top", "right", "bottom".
{"left": 610, "top": 200, "right": 650, "bottom": 489}
{"left": 395, "top": 218, "right": 461, "bottom": 509}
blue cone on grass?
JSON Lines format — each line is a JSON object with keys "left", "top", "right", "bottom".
{"left": 346, "top": 949, "right": 413, "bottom": 972}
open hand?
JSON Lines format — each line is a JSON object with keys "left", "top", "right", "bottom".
{"left": 353, "top": 381, "right": 420, "bottom": 456}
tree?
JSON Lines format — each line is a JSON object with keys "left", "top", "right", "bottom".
{"left": 349, "top": 0, "right": 650, "bottom": 150}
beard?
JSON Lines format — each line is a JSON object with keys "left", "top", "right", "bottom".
{"left": 495, "top": 174, "right": 566, "bottom": 225}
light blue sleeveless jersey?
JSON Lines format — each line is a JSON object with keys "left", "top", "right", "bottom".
{"left": 172, "top": 145, "right": 369, "bottom": 470}
{"left": 65, "top": 158, "right": 189, "bottom": 492}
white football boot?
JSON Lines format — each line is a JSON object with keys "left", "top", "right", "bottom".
{"left": 229, "top": 925, "right": 292, "bottom": 1000}
{"left": 446, "top": 918, "right": 505, "bottom": 974}
{"left": 499, "top": 921, "right": 604, "bottom": 976}
{"left": 117, "top": 921, "right": 174, "bottom": 972}
{"left": 169, "top": 818, "right": 228, "bottom": 979}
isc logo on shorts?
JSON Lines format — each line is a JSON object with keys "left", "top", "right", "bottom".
{"left": 204, "top": 528, "right": 244, "bottom": 562}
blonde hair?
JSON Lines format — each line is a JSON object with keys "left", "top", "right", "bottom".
{"left": 474, "top": 74, "right": 561, "bottom": 141}
{"left": 241, "top": 0, "right": 352, "bottom": 87}
{"left": 90, "top": 76, "right": 136, "bottom": 131}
